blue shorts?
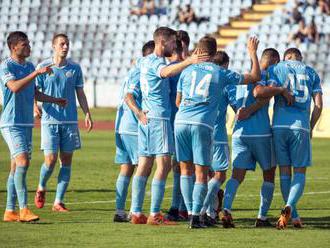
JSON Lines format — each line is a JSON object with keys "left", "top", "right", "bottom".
{"left": 273, "top": 128, "right": 311, "bottom": 168}
{"left": 138, "top": 118, "right": 174, "bottom": 156}
{"left": 211, "top": 142, "right": 230, "bottom": 172}
{"left": 115, "top": 133, "right": 138, "bottom": 165}
{"left": 1, "top": 126, "right": 33, "bottom": 159}
{"left": 41, "top": 124, "right": 81, "bottom": 154}
{"left": 232, "top": 136, "right": 275, "bottom": 171}
{"left": 175, "top": 124, "right": 213, "bottom": 166}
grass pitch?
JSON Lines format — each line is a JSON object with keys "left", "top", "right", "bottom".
{"left": 0, "top": 108, "right": 329, "bottom": 247}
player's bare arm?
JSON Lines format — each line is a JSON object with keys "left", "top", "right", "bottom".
{"left": 160, "top": 52, "right": 210, "bottom": 78}
{"left": 176, "top": 92, "right": 182, "bottom": 108}
{"left": 33, "top": 100, "right": 42, "bottom": 119}
{"left": 253, "top": 84, "right": 294, "bottom": 106}
{"left": 6, "top": 64, "right": 53, "bottom": 93}
{"left": 34, "top": 88, "right": 67, "bottom": 107}
{"left": 310, "top": 92, "right": 323, "bottom": 138}
{"left": 236, "top": 97, "right": 270, "bottom": 121}
{"left": 243, "top": 37, "right": 261, "bottom": 84}
{"left": 76, "top": 87, "right": 93, "bottom": 132}
{"left": 125, "top": 93, "right": 148, "bottom": 125}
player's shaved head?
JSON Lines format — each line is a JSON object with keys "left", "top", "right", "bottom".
{"left": 177, "top": 30, "right": 190, "bottom": 47}
{"left": 142, "top": 40, "right": 155, "bottom": 56}
{"left": 7, "top": 31, "right": 28, "bottom": 49}
{"left": 260, "top": 48, "right": 280, "bottom": 68}
{"left": 212, "top": 51, "right": 229, "bottom": 68}
{"left": 283, "top": 48, "right": 302, "bottom": 61}
{"left": 153, "top": 27, "right": 177, "bottom": 42}
{"left": 52, "top": 33, "right": 69, "bottom": 44}
{"left": 196, "top": 36, "right": 217, "bottom": 56}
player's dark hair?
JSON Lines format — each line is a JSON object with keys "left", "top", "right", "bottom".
{"left": 52, "top": 33, "right": 69, "bottom": 44}
{"left": 7, "top": 31, "right": 28, "bottom": 49}
{"left": 177, "top": 30, "right": 190, "bottom": 47}
{"left": 283, "top": 48, "right": 302, "bottom": 61}
{"left": 174, "top": 38, "right": 183, "bottom": 55}
{"left": 197, "top": 36, "right": 217, "bottom": 56}
{"left": 153, "top": 27, "right": 177, "bottom": 42}
{"left": 212, "top": 51, "right": 229, "bottom": 66}
{"left": 261, "top": 48, "right": 280, "bottom": 63}
{"left": 142, "top": 40, "right": 155, "bottom": 56}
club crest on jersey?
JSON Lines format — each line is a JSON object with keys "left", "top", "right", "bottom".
{"left": 66, "top": 70, "right": 73, "bottom": 78}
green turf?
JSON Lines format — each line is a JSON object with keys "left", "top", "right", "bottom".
{"left": 77, "top": 107, "right": 117, "bottom": 121}
{"left": 0, "top": 128, "right": 329, "bottom": 248}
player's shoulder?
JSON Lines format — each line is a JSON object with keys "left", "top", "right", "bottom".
{"left": 36, "top": 58, "right": 52, "bottom": 70}
{"left": 67, "top": 58, "right": 82, "bottom": 70}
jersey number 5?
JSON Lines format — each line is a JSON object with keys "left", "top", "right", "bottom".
{"left": 284, "top": 73, "right": 309, "bottom": 103}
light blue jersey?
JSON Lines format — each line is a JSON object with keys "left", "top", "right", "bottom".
{"left": 0, "top": 57, "right": 35, "bottom": 127}
{"left": 138, "top": 54, "right": 171, "bottom": 119}
{"left": 224, "top": 73, "right": 271, "bottom": 137}
{"left": 267, "top": 61, "right": 322, "bottom": 132}
{"left": 168, "top": 61, "right": 181, "bottom": 127}
{"left": 116, "top": 65, "right": 142, "bottom": 135}
{"left": 175, "top": 62, "right": 244, "bottom": 130}
{"left": 36, "top": 58, "right": 84, "bottom": 124}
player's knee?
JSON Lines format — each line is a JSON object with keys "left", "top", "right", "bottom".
{"left": 120, "top": 164, "right": 135, "bottom": 177}
{"left": 280, "top": 166, "right": 291, "bottom": 176}
{"left": 263, "top": 167, "right": 276, "bottom": 183}
{"left": 60, "top": 152, "right": 73, "bottom": 165}
{"left": 294, "top": 167, "right": 306, "bottom": 174}
{"left": 14, "top": 153, "right": 29, "bottom": 166}
{"left": 232, "top": 169, "right": 246, "bottom": 183}
{"left": 45, "top": 154, "right": 58, "bottom": 167}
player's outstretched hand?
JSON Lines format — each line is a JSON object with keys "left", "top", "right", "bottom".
{"left": 55, "top": 98, "right": 68, "bottom": 107}
{"left": 36, "top": 64, "right": 54, "bottom": 75}
{"left": 137, "top": 110, "right": 148, "bottom": 125}
{"left": 34, "top": 104, "right": 42, "bottom": 119}
{"left": 247, "top": 37, "right": 259, "bottom": 55}
{"left": 85, "top": 113, "right": 93, "bottom": 132}
{"left": 236, "top": 107, "right": 251, "bottom": 121}
{"left": 282, "top": 89, "right": 295, "bottom": 106}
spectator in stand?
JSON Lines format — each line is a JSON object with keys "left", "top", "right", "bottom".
{"left": 131, "top": 0, "right": 156, "bottom": 16}
{"left": 285, "top": 6, "right": 304, "bottom": 24}
{"left": 289, "top": 19, "right": 308, "bottom": 45}
{"left": 318, "top": 0, "right": 330, "bottom": 14}
{"left": 306, "top": 18, "right": 320, "bottom": 43}
{"left": 178, "top": 4, "right": 209, "bottom": 24}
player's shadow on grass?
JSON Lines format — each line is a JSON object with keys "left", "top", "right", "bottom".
{"left": 233, "top": 216, "right": 330, "bottom": 230}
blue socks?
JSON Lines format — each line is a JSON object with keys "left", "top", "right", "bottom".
{"left": 6, "top": 173, "right": 17, "bottom": 211}
{"left": 287, "top": 173, "right": 306, "bottom": 211}
{"left": 192, "top": 183, "right": 207, "bottom": 215}
{"left": 150, "top": 179, "right": 166, "bottom": 214}
{"left": 14, "top": 165, "right": 28, "bottom": 209}
{"left": 223, "top": 178, "right": 240, "bottom": 211}
{"left": 131, "top": 175, "right": 147, "bottom": 213}
{"left": 280, "top": 174, "right": 299, "bottom": 219}
{"left": 258, "top": 181, "right": 275, "bottom": 219}
{"left": 115, "top": 175, "right": 131, "bottom": 212}
{"left": 180, "top": 175, "right": 194, "bottom": 214}
{"left": 38, "top": 163, "right": 54, "bottom": 190}
{"left": 170, "top": 171, "right": 181, "bottom": 210}
{"left": 55, "top": 165, "right": 71, "bottom": 204}
{"left": 201, "top": 178, "right": 220, "bottom": 215}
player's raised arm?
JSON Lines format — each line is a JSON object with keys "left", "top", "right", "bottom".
{"left": 160, "top": 52, "right": 210, "bottom": 78}
{"left": 243, "top": 37, "right": 261, "bottom": 84}
{"left": 6, "top": 64, "right": 53, "bottom": 93}
{"left": 76, "top": 88, "right": 93, "bottom": 132}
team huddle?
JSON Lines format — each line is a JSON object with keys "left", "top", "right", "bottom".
{"left": 0, "top": 27, "right": 323, "bottom": 229}
{"left": 0, "top": 31, "right": 93, "bottom": 222}
{"left": 114, "top": 27, "right": 323, "bottom": 229}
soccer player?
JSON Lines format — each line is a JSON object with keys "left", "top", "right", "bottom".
{"left": 166, "top": 35, "right": 188, "bottom": 221}
{"left": 113, "top": 40, "right": 155, "bottom": 222}
{"left": 175, "top": 36, "right": 261, "bottom": 228}
{"left": 33, "top": 33, "right": 93, "bottom": 212}
{"left": 221, "top": 48, "right": 289, "bottom": 228}
{"left": 125, "top": 27, "right": 209, "bottom": 225}
{"left": 1, "top": 31, "right": 67, "bottom": 222}
{"left": 177, "top": 30, "right": 190, "bottom": 59}
{"left": 257, "top": 48, "right": 323, "bottom": 229}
